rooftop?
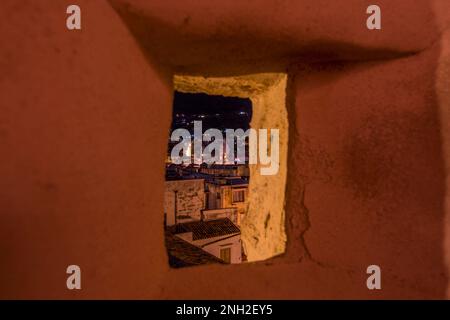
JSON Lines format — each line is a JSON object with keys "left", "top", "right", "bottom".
{"left": 165, "top": 232, "right": 224, "bottom": 268}
{"left": 170, "top": 218, "right": 240, "bottom": 240}
{"left": 203, "top": 164, "right": 247, "bottom": 169}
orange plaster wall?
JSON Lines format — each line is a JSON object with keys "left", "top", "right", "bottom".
{"left": 0, "top": 0, "right": 449, "bottom": 299}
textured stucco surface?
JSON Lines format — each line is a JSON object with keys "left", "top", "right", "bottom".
{"left": 293, "top": 48, "right": 446, "bottom": 298}
{"left": 436, "top": 29, "right": 450, "bottom": 299}
{"left": 0, "top": 0, "right": 450, "bottom": 299}
{"left": 0, "top": 0, "right": 172, "bottom": 298}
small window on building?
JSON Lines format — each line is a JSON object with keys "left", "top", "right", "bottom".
{"left": 232, "top": 189, "right": 245, "bottom": 203}
{"left": 164, "top": 90, "right": 251, "bottom": 268}
{"left": 220, "top": 247, "right": 231, "bottom": 263}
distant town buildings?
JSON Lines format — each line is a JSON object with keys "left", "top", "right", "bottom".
{"left": 164, "top": 178, "right": 205, "bottom": 225}
{"left": 164, "top": 162, "right": 249, "bottom": 267}
{"left": 165, "top": 91, "right": 252, "bottom": 267}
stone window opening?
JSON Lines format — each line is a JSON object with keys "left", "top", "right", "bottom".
{"left": 164, "top": 73, "right": 289, "bottom": 268}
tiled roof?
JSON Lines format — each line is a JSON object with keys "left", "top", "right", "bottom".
{"left": 172, "top": 218, "right": 240, "bottom": 240}
{"left": 165, "top": 232, "right": 224, "bottom": 268}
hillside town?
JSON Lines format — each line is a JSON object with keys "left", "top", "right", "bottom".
{"left": 163, "top": 91, "right": 252, "bottom": 268}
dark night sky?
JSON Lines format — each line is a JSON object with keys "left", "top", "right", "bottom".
{"left": 171, "top": 91, "right": 252, "bottom": 132}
